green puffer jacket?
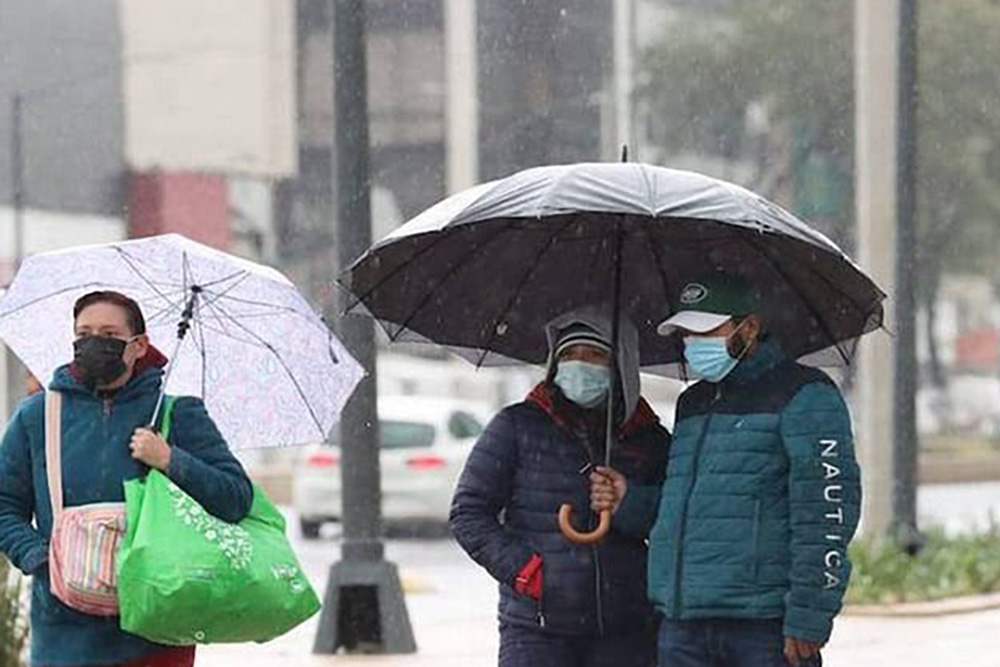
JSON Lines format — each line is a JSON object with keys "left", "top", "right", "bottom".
{"left": 616, "top": 338, "right": 861, "bottom": 643}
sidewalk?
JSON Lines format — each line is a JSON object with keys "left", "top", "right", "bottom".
{"left": 825, "top": 607, "right": 1000, "bottom": 666}
{"left": 198, "top": 605, "right": 1000, "bottom": 667}
{"left": 198, "top": 582, "right": 1000, "bottom": 667}
{"left": 197, "top": 572, "right": 500, "bottom": 667}
{"left": 196, "top": 514, "right": 1000, "bottom": 667}
{"left": 197, "top": 533, "right": 501, "bottom": 667}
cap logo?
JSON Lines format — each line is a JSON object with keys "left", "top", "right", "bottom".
{"left": 680, "top": 283, "right": 709, "bottom": 305}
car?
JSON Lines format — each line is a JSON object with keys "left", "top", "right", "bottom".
{"left": 292, "top": 395, "right": 491, "bottom": 538}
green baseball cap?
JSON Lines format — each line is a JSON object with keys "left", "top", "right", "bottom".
{"left": 657, "top": 273, "right": 758, "bottom": 335}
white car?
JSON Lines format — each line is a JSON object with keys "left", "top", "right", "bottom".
{"left": 292, "top": 395, "right": 491, "bottom": 538}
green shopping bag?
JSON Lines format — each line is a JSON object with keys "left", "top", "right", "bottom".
{"left": 117, "top": 402, "right": 320, "bottom": 644}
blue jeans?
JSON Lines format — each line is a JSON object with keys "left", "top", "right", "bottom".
{"left": 499, "top": 622, "right": 657, "bottom": 667}
{"left": 658, "top": 618, "right": 822, "bottom": 667}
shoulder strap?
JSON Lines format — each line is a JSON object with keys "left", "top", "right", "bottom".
{"left": 44, "top": 391, "right": 64, "bottom": 518}
{"left": 158, "top": 395, "right": 178, "bottom": 442}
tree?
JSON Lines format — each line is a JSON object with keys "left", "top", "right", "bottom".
{"left": 639, "top": 0, "right": 1000, "bottom": 385}
{"left": 0, "top": 557, "right": 28, "bottom": 667}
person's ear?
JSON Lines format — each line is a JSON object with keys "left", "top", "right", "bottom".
{"left": 130, "top": 333, "right": 150, "bottom": 360}
{"left": 743, "top": 315, "right": 762, "bottom": 343}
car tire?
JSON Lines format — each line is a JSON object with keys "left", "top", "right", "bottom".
{"left": 300, "top": 518, "right": 322, "bottom": 539}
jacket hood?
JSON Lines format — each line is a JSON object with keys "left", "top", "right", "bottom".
{"left": 544, "top": 306, "right": 641, "bottom": 422}
{"left": 526, "top": 382, "right": 660, "bottom": 439}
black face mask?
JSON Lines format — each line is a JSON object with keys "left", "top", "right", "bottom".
{"left": 73, "top": 336, "right": 131, "bottom": 388}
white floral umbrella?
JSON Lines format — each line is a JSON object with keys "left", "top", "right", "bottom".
{"left": 0, "top": 234, "right": 363, "bottom": 450}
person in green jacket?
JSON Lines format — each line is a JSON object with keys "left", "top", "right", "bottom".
{"left": 0, "top": 291, "right": 253, "bottom": 667}
{"left": 590, "top": 273, "right": 861, "bottom": 667}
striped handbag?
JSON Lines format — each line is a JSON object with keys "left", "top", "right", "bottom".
{"left": 45, "top": 390, "right": 128, "bottom": 616}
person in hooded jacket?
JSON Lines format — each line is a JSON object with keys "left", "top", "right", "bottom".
{"left": 450, "top": 307, "right": 670, "bottom": 667}
{"left": 0, "top": 291, "right": 253, "bottom": 667}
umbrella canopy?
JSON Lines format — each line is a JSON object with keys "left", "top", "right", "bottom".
{"left": 0, "top": 234, "right": 363, "bottom": 450}
{"left": 342, "top": 162, "right": 885, "bottom": 376}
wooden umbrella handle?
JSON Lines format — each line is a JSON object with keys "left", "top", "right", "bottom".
{"left": 558, "top": 504, "right": 611, "bottom": 544}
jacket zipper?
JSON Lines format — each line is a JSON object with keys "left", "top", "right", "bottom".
{"left": 586, "top": 432, "right": 607, "bottom": 637}
{"left": 572, "top": 429, "right": 606, "bottom": 636}
{"left": 672, "top": 388, "right": 721, "bottom": 617}
{"left": 593, "top": 542, "right": 605, "bottom": 636}
{"left": 103, "top": 398, "right": 114, "bottom": 475}
{"left": 751, "top": 498, "right": 762, "bottom": 582}
{"left": 537, "top": 570, "right": 547, "bottom": 628}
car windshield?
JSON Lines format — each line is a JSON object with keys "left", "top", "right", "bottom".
{"left": 380, "top": 420, "right": 436, "bottom": 449}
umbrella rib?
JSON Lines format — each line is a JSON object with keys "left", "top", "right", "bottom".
{"left": 196, "top": 269, "right": 252, "bottom": 291}
{"left": 752, "top": 233, "right": 881, "bottom": 327}
{"left": 143, "top": 286, "right": 199, "bottom": 326}
{"left": 197, "top": 294, "right": 253, "bottom": 345}
{"left": 194, "top": 305, "right": 209, "bottom": 398}
{"left": 577, "top": 227, "right": 603, "bottom": 298}
{"left": 636, "top": 164, "right": 658, "bottom": 216}
{"left": 201, "top": 311, "right": 287, "bottom": 322}
{"left": 643, "top": 224, "right": 676, "bottom": 313}
{"left": 741, "top": 236, "right": 852, "bottom": 365}
{"left": 173, "top": 301, "right": 211, "bottom": 394}
{"left": 362, "top": 178, "right": 501, "bottom": 260}
{"left": 771, "top": 236, "right": 884, "bottom": 323}
{"left": 643, "top": 224, "right": 689, "bottom": 380}
{"left": 199, "top": 272, "right": 252, "bottom": 307}
{"left": 113, "top": 247, "right": 181, "bottom": 311}
{"left": 182, "top": 252, "right": 193, "bottom": 295}
{"left": 111, "top": 246, "right": 183, "bottom": 290}
{"left": 191, "top": 316, "right": 269, "bottom": 349}
{"left": 203, "top": 291, "right": 301, "bottom": 316}
{"left": 208, "top": 301, "right": 326, "bottom": 435}
{"left": 340, "top": 224, "right": 467, "bottom": 313}
{"left": 197, "top": 274, "right": 284, "bottom": 322}
{"left": 475, "top": 216, "right": 578, "bottom": 367}
{"left": 197, "top": 274, "right": 309, "bottom": 321}
{"left": 186, "top": 287, "right": 275, "bottom": 350}
{"left": 390, "top": 179, "right": 507, "bottom": 248}
{"left": 533, "top": 166, "right": 580, "bottom": 217}
{"left": 326, "top": 327, "right": 340, "bottom": 365}
{"left": 0, "top": 282, "right": 112, "bottom": 319}
{"left": 200, "top": 290, "right": 329, "bottom": 336}
{"left": 387, "top": 221, "right": 515, "bottom": 343}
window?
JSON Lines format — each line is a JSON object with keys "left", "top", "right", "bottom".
{"left": 447, "top": 411, "right": 484, "bottom": 439}
{"left": 380, "top": 420, "right": 436, "bottom": 449}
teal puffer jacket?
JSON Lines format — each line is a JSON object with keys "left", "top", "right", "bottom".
{"left": 616, "top": 339, "right": 861, "bottom": 643}
{"left": 0, "top": 364, "right": 253, "bottom": 667}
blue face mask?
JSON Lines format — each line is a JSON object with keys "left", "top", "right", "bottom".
{"left": 683, "top": 325, "right": 748, "bottom": 382}
{"left": 554, "top": 360, "right": 611, "bottom": 409}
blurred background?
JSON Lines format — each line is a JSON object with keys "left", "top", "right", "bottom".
{"left": 3, "top": 0, "right": 999, "bottom": 502}
{"left": 2, "top": 1, "right": 1000, "bottom": 663}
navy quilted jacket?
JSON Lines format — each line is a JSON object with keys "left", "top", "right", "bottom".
{"left": 450, "top": 387, "right": 670, "bottom": 636}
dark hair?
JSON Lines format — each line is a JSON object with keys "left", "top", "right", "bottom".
{"left": 73, "top": 291, "right": 146, "bottom": 335}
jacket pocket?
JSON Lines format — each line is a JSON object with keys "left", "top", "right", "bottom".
{"left": 537, "top": 558, "right": 546, "bottom": 628}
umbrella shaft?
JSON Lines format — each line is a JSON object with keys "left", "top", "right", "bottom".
{"left": 605, "top": 225, "right": 624, "bottom": 468}
{"left": 148, "top": 333, "right": 188, "bottom": 430}
{"left": 148, "top": 291, "right": 198, "bottom": 429}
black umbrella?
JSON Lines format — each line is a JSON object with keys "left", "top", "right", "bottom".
{"left": 341, "top": 162, "right": 885, "bottom": 542}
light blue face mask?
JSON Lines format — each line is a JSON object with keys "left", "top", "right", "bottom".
{"left": 683, "top": 324, "right": 748, "bottom": 382}
{"left": 554, "top": 360, "right": 611, "bottom": 409}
